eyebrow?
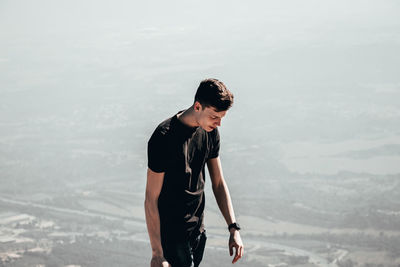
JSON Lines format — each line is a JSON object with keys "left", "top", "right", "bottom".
{"left": 208, "top": 108, "right": 225, "bottom": 119}
{"left": 209, "top": 112, "right": 222, "bottom": 119}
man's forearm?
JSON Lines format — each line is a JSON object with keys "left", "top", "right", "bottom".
{"left": 212, "top": 180, "right": 236, "bottom": 225}
{"left": 144, "top": 199, "right": 163, "bottom": 256}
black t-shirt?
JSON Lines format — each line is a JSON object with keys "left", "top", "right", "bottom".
{"left": 147, "top": 110, "right": 220, "bottom": 241}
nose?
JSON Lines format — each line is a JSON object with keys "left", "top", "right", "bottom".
{"left": 216, "top": 118, "right": 221, "bottom": 126}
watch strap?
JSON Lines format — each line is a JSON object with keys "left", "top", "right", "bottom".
{"left": 228, "top": 222, "right": 241, "bottom": 231}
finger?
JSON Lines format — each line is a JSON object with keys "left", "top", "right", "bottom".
{"left": 232, "top": 254, "right": 240, "bottom": 264}
{"left": 238, "top": 246, "right": 243, "bottom": 260}
{"left": 229, "top": 245, "right": 233, "bottom": 256}
{"left": 231, "top": 248, "right": 236, "bottom": 263}
{"left": 232, "top": 246, "right": 240, "bottom": 264}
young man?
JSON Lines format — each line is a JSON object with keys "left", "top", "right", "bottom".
{"left": 145, "top": 78, "right": 244, "bottom": 267}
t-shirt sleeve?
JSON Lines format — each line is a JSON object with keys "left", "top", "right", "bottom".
{"left": 208, "top": 128, "right": 220, "bottom": 159}
{"left": 147, "top": 129, "right": 167, "bottom": 173}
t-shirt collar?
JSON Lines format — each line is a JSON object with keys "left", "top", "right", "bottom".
{"left": 173, "top": 110, "right": 199, "bottom": 136}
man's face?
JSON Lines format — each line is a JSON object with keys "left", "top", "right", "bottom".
{"left": 195, "top": 102, "right": 227, "bottom": 132}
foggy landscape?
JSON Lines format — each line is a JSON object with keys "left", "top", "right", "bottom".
{"left": 1, "top": 0, "right": 400, "bottom": 266}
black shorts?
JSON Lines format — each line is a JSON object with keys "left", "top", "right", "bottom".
{"left": 162, "top": 231, "right": 207, "bottom": 267}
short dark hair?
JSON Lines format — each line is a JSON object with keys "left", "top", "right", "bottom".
{"left": 194, "top": 78, "right": 234, "bottom": 111}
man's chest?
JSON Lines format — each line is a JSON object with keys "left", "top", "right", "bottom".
{"left": 168, "top": 133, "right": 209, "bottom": 167}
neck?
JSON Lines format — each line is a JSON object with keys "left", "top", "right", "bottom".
{"left": 177, "top": 106, "right": 199, "bottom": 128}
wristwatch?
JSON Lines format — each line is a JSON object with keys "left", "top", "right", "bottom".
{"left": 228, "top": 222, "right": 241, "bottom": 232}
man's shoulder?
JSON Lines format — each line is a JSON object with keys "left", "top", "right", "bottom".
{"left": 155, "top": 116, "right": 173, "bottom": 135}
{"left": 151, "top": 113, "right": 177, "bottom": 139}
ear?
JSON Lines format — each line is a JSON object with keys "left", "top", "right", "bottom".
{"left": 194, "top": 101, "right": 202, "bottom": 112}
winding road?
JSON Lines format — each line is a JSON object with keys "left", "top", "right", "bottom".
{"left": 0, "top": 195, "right": 343, "bottom": 267}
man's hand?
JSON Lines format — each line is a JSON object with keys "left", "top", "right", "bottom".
{"left": 150, "top": 255, "right": 170, "bottom": 267}
{"left": 229, "top": 230, "right": 244, "bottom": 264}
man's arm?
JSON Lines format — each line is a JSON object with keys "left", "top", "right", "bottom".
{"left": 144, "top": 168, "right": 170, "bottom": 267}
{"left": 207, "top": 156, "right": 244, "bottom": 264}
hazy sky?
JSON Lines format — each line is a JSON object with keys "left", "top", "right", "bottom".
{"left": 1, "top": 0, "right": 399, "bottom": 175}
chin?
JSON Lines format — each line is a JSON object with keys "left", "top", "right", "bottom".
{"left": 200, "top": 126, "right": 212, "bottom": 132}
